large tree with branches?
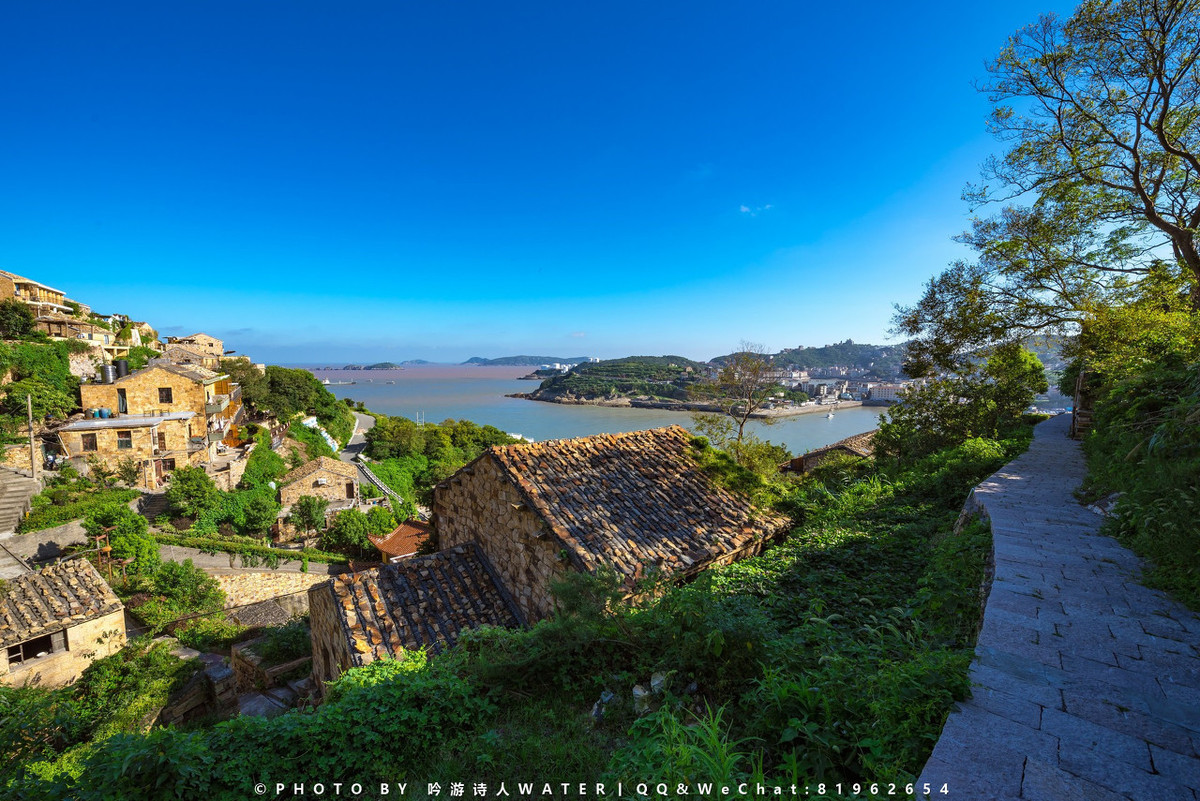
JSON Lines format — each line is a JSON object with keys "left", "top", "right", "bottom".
{"left": 899, "top": 0, "right": 1200, "bottom": 373}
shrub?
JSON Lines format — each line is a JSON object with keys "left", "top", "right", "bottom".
{"left": 83, "top": 503, "right": 159, "bottom": 574}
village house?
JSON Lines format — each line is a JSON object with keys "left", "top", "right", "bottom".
{"left": 0, "top": 270, "right": 87, "bottom": 317}
{"left": 433, "top": 425, "right": 786, "bottom": 621}
{"left": 34, "top": 313, "right": 131, "bottom": 362}
{"left": 368, "top": 519, "right": 432, "bottom": 563}
{"left": 780, "top": 430, "right": 878, "bottom": 474}
{"left": 278, "top": 456, "right": 359, "bottom": 509}
{"left": 307, "top": 426, "right": 786, "bottom": 688}
{"left": 0, "top": 560, "right": 126, "bottom": 687}
{"left": 57, "top": 412, "right": 203, "bottom": 488}
{"left": 308, "top": 544, "right": 523, "bottom": 693}
{"left": 165, "top": 332, "right": 225, "bottom": 360}
{"left": 79, "top": 361, "right": 244, "bottom": 464}
{"left": 161, "top": 344, "right": 220, "bottom": 371}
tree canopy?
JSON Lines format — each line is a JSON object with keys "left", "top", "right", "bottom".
{"left": 899, "top": 0, "right": 1200, "bottom": 373}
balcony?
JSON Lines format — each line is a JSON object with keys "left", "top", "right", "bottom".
{"left": 207, "top": 430, "right": 225, "bottom": 445}
{"left": 205, "top": 395, "right": 230, "bottom": 415}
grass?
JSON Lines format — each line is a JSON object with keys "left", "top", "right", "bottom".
{"left": 5, "top": 427, "right": 1031, "bottom": 800}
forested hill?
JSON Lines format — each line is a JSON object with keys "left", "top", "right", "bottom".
{"left": 463, "top": 355, "right": 590, "bottom": 366}
{"left": 712, "top": 341, "right": 907, "bottom": 376}
{"left": 529, "top": 355, "right": 708, "bottom": 401}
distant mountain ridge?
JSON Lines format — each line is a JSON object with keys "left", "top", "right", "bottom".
{"left": 712, "top": 341, "right": 906, "bottom": 376}
{"left": 464, "top": 355, "right": 590, "bottom": 366}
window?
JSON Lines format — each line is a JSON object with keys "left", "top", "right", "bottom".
{"left": 161, "top": 458, "right": 176, "bottom": 472}
{"left": 158, "top": 387, "right": 173, "bottom": 404}
{"left": 81, "top": 433, "right": 97, "bottom": 452}
{"left": 6, "top": 630, "right": 66, "bottom": 671}
{"left": 157, "top": 432, "right": 167, "bottom": 451}
{"left": 117, "top": 431, "right": 132, "bottom": 450}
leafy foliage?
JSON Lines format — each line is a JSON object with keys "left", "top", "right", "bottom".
{"left": 288, "top": 495, "right": 328, "bottom": 535}
{"left": 165, "top": 466, "right": 220, "bottom": 518}
{"left": 18, "top": 470, "right": 140, "bottom": 534}
{"left": 83, "top": 502, "right": 159, "bottom": 574}
{"left": 0, "top": 298, "right": 36, "bottom": 339}
{"left": 534, "top": 355, "right": 705, "bottom": 401}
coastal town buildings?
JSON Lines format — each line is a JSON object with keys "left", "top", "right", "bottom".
{"left": 57, "top": 412, "right": 203, "bottom": 488}
{"left": 278, "top": 456, "right": 359, "bottom": 509}
{"left": 0, "top": 560, "right": 126, "bottom": 687}
{"left": 0, "top": 270, "right": 86, "bottom": 317}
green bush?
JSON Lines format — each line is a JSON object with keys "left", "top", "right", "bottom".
{"left": 83, "top": 502, "right": 159, "bottom": 574}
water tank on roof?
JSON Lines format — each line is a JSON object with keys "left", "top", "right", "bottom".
{"left": 100, "top": 364, "right": 117, "bottom": 384}
{"left": 115, "top": 359, "right": 129, "bottom": 378}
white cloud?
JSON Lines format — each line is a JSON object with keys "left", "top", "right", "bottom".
{"left": 569, "top": 331, "right": 587, "bottom": 338}
{"left": 739, "top": 203, "right": 774, "bottom": 217}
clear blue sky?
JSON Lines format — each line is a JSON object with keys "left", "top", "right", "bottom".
{"left": 2, "top": 1, "right": 1077, "bottom": 364}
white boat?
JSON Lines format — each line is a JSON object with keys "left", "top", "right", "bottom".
{"left": 826, "top": 412, "right": 835, "bottom": 418}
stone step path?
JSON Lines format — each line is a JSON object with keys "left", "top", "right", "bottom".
{"left": 918, "top": 414, "right": 1200, "bottom": 801}
{"left": 0, "top": 466, "right": 41, "bottom": 535}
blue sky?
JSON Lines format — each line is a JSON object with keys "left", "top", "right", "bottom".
{"left": 2, "top": 1, "right": 1077, "bottom": 364}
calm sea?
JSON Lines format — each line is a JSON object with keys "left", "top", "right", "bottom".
{"left": 304, "top": 365, "right": 886, "bottom": 456}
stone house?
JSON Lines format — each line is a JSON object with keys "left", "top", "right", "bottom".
{"left": 278, "top": 456, "right": 359, "bottom": 508}
{"left": 432, "top": 425, "right": 788, "bottom": 622}
{"left": 79, "top": 362, "right": 244, "bottom": 463}
{"left": 0, "top": 559, "right": 126, "bottom": 687}
{"left": 0, "top": 270, "right": 81, "bottom": 316}
{"left": 165, "top": 333, "right": 224, "bottom": 360}
{"left": 779, "top": 430, "right": 878, "bottom": 474}
{"left": 308, "top": 543, "right": 523, "bottom": 693}
{"left": 57, "top": 412, "right": 204, "bottom": 488}
{"left": 34, "top": 313, "right": 130, "bottom": 362}
{"left": 368, "top": 520, "right": 432, "bottom": 563}
{"left": 161, "top": 345, "right": 220, "bottom": 371}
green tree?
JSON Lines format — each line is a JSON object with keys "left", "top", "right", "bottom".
{"left": 241, "top": 492, "right": 281, "bottom": 536}
{"left": 1, "top": 377, "right": 76, "bottom": 421}
{"left": 0, "top": 298, "right": 35, "bottom": 339}
{"left": 115, "top": 457, "right": 140, "bottom": 486}
{"left": 165, "top": 466, "right": 220, "bottom": 518}
{"left": 690, "top": 342, "right": 777, "bottom": 465}
{"left": 322, "top": 508, "right": 372, "bottom": 553}
{"left": 289, "top": 495, "right": 329, "bottom": 536}
{"left": 84, "top": 503, "right": 159, "bottom": 574}
{"left": 898, "top": 0, "right": 1200, "bottom": 372}
{"left": 365, "top": 505, "right": 397, "bottom": 536}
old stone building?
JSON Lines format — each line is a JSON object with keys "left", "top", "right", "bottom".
{"left": 161, "top": 344, "right": 220, "bottom": 371}
{"left": 279, "top": 457, "right": 359, "bottom": 508}
{"left": 308, "top": 543, "right": 523, "bottom": 692}
{"left": 79, "top": 362, "right": 243, "bottom": 462}
{"left": 0, "top": 559, "right": 126, "bottom": 687}
{"left": 57, "top": 412, "right": 203, "bottom": 488}
{"left": 433, "top": 425, "right": 788, "bottom": 622}
{"left": 779, "top": 430, "right": 878, "bottom": 474}
{"left": 0, "top": 270, "right": 81, "bottom": 316}
{"left": 165, "top": 332, "right": 224, "bottom": 359}
{"left": 35, "top": 313, "right": 130, "bottom": 362}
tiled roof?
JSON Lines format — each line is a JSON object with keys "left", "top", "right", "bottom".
{"left": 281, "top": 456, "right": 358, "bottom": 487}
{"left": 0, "top": 560, "right": 123, "bottom": 648}
{"left": 118, "top": 362, "right": 223, "bottom": 385}
{"left": 0, "top": 270, "right": 65, "bottom": 294}
{"left": 161, "top": 345, "right": 209, "bottom": 362}
{"left": 369, "top": 520, "right": 432, "bottom": 559}
{"left": 319, "top": 543, "right": 523, "bottom": 663}
{"left": 808, "top": 430, "right": 878, "bottom": 459}
{"left": 482, "top": 425, "right": 788, "bottom": 576}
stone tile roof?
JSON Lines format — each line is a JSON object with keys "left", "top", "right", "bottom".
{"left": 119, "top": 362, "right": 223, "bottom": 385}
{"left": 161, "top": 345, "right": 209, "bottom": 362}
{"left": 369, "top": 520, "right": 432, "bottom": 559}
{"left": 281, "top": 456, "right": 358, "bottom": 487}
{"left": 0, "top": 560, "right": 123, "bottom": 648}
{"left": 319, "top": 543, "right": 523, "bottom": 663}
{"left": 483, "top": 425, "right": 788, "bottom": 575}
{"left": 809, "top": 430, "right": 878, "bottom": 459}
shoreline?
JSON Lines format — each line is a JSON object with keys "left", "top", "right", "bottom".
{"left": 506, "top": 393, "right": 864, "bottom": 419}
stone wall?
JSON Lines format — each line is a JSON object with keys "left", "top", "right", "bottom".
{"left": 58, "top": 417, "right": 198, "bottom": 489}
{"left": 214, "top": 572, "right": 328, "bottom": 610}
{"left": 433, "top": 455, "right": 569, "bottom": 622}
{"left": 280, "top": 469, "right": 359, "bottom": 507}
{"left": 210, "top": 456, "right": 249, "bottom": 492}
{"left": 230, "top": 636, "right": 313, "bottom": 694}
{"left": 308, "top": 582, "right": 354, "bottom": 695}
{"left": 1, "top": 443, "right": 36, "bottom": 473}
{"left": 68, "top": 352, "right": 99, "bottom": 381}
{"left": 81, "top": 366, "right": 208, "bottom": 440}
{"left": 0, "top": 609, "right": 125, "bottom": 688}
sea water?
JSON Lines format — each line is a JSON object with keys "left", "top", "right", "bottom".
{"left": 306, "top": 365, "right": 885, "bottom": 456}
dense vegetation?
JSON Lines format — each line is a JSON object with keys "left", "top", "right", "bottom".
{"left": 714, "top": 341, "right": 905, "bottom": 377}
{"left": 18, "top": 467, "right": 140, "bottom": 534}
{"left": 220, "top": 360, "right": 355, "bottom": 446}
{"left": 533, "top": 355, "right": 707, "bottom": 401}
{"left": 4, "top": 411, "right": 1037, "bottom": 797}
{"left": 364, "top": 415, "right": 520, "bottom": 505}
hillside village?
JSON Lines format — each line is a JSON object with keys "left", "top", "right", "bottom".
{"left": 0, "top": 269, "right": 795, "bottom": 718}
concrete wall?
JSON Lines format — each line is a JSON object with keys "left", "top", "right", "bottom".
{"left": 433, "top": 455, "right": 569, "bottom": 622}
{"left": 0, "top": 609, "right": 126, "bottom": 688}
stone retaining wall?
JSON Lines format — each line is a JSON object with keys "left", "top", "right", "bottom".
{"left": 214, "top": 572, "right": 329, "bottom": 610}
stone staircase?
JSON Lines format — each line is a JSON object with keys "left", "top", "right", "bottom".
{"left": 137, "top": 491, "right": 171, "bottom": 521}
{"left": 0, "top": 467, "right": 42, "bottom": 535}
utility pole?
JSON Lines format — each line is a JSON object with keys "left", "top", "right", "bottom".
{"left": 26, "top": 394, "right": 36, "bottom": 479}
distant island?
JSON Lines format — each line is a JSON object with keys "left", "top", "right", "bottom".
{"left": 464, "top": 355, "right": 591, "bottom": 367}
{"left": 339, "top": 362, "right": 409, "bottom": 370}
